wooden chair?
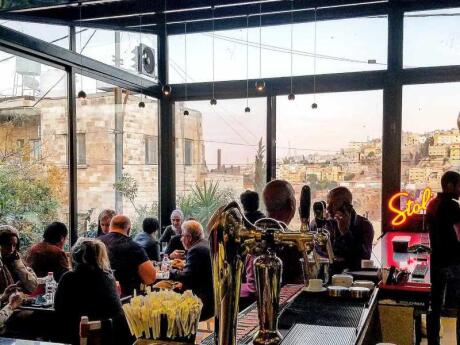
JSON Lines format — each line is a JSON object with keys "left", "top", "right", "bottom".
{"left": 79, "top": 316, "right": 113, "bottom": 345}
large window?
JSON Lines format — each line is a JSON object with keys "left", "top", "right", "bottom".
{"left": 1, "top": 21, "right": 69, "bottom": 49}
{"left": 168, "top": 16, "right": 387, "bottom": 83}
{"left": 404, "top": 8, "right": 460, "bottom": 68}
{"left": 76, "top": 76, "right": 159, "bottom": 237}
{"left": 276, "top": 91, "right": 383, "bottom": 237}
{"left": 402, "top": 82, "right": 460, "bottom": 198}
{"left": 0, "top": 49, "right": 68, "bottom": 250}
{"left": 175, "top": 98, "right": 266, "bottom": 226}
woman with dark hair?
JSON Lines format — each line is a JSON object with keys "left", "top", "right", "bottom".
{"left": 0, "top": 225, "right": 38, "bottom": 294}
{"left": 54, "top": 238, "right": 126, "bottom": 344}
{"left": 97, "top": 209, "right": 116, "bottom": 237}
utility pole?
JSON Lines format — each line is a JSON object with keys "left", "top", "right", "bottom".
{"left": 114, "top": 31, "right": 123, "bottom": 213}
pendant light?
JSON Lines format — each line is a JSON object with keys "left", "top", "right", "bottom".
{"left": 138, "top": 14, "right": 145, "bottom": 108}
{"left": 255, "top": 2, "right": 265, "bottom": 92}
{"left": 210, "top": 3, "right": 217, "bottom": 105}
{"left": 77, "top": 2, "right": 86, "bottom": 99}
{"left": 183, "top": 21, "right": 189, "bottom": 116}
{"left": 244, "top": 14, "right": 250, "bottom": 113}
{"left": 162, "top": 0, "right": 172, "bottom": 97}
{"left": 311, "top": 7, "right": 318, "bottom": 109}
{"left": 288, "top": 0, "right": 295, "bottom": 101}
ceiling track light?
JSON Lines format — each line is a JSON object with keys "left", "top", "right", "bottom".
{"left": 255, "top": 2, "right": 265, "bottom": 92}
{"left": 255, "top": 80, "right": 265, "bottom": 92}
{"left": 162, "top": 84, "right": 172, "bottom": 96}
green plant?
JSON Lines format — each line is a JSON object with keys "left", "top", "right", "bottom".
{"left": 0, "top": 158, "right": 61, "bottom": 251}
{"left": 178, "top": 180, "right": 233, "bottom": 233}
{"left": 113, "top": 172, "right": 158, "bottom": 236}
{"left": 254, "top": 138, "right": 266, "bottom": 197}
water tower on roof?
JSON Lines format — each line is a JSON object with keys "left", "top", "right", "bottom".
{"left": 14, "top": 56, "right": 41, "bottom": 97}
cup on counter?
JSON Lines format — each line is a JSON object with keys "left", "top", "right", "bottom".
{"left": 361, "top": 259, "right": 375, "bottom": 269}
{"left": 306, "top": 279, "right": 324, "bottom": 292}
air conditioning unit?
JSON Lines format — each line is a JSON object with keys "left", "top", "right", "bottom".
{"left": 136, "top": 44, "right": 155, "bottom": 77}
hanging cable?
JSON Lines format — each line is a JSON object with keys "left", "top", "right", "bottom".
{"left": 138, "top": 13, "right": 145, "bottom": 108}
{"left": 312, "top": 7, "right": 318, "bottom": 109}
{"left": 255, "top": 2, "right": 265, "bottom": 92}
{"left": 77, "top": 2, "right": 86, "bottom": 99}
{"left": 162, "top": 0, "right": 172, "bottom": 96}
{"left": 288, "top": 0, "right": 295, "bottom": 101}
{"left": 183, "top": 21, "right": 189, "bottom": 115}
{"left": 245, "top": 14, "right": 250, "bottom": 113}
{"left": 210, "top": 3, "right": 217, "bottom": 105}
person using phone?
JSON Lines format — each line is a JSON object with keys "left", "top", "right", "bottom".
{"left": 326, "top": 187, "right": 374, "bottom": 273}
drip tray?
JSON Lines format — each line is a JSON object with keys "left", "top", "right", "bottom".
{"left": 280, "top": 324, "right": 356, "bottom": 345}
{"left": 278, "top": 291, "right": 366, "bottom": 329}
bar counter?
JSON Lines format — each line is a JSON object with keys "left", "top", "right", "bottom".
{"left": 196, "top": 283, "right": 378, "bottom": 345}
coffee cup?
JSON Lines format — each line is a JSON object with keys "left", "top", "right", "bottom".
{"left": 307, "top": 279, "right": 323, "bottom": 291}
{"left": 361, "top": 259, "right": 374, "bottom": 269}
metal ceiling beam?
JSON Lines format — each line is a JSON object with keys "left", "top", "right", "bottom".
{"left": 166, "top": 2, "right": 388, "bottom": 35}
{"left": 402, "top": 65, "right": 460, "bottom": 84}
{"left": 116, "top": 0, "right": 387, "bottom": 28}
{"left": 0, "top": 25, "right": 160, "bottom": 95}
{"left": 170, "top": 70, "right": 386, "bottom": 101}
{"left": 0, "top": 12, "right": 155, "bottom": 34}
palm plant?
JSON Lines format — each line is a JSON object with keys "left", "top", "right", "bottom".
{"left": 178, "top": 180, "right": 233, "bottom": 235}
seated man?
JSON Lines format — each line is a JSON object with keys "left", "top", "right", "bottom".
{"left": 240, "top": 190, "right": 265, "bottom": 226}
{"left": 134, "top": 218, "right": 161, "bottom": 262}
{"left": 100, "top": 215, "right": 156, "bottom": 296}
{"left": 169, "top": 220, "right": 214, "bottom": 321}
{"left": 326, "top": 186, "right": 374, "bottom": 272}
{"left": 262, "top": 179, "right": 303, "bottom": 285}
{"left": 0, "top": 226, "right": 38, "bottom": 293}
{"left": 159, "top": 209, "right": 184, "bottom": 246}
{"left": 26, "top": 221, "right": 69, "bottom": 282}
{"left": 165, "top": 234, "right": 185, "bottom": 259}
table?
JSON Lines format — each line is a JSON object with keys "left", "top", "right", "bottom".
{"left": 0, "top": 337, "right": 67, "bottom": 345}
{"left": 377, "top": 231, "right": 431, "bottom": 345}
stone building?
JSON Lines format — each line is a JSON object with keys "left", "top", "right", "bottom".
{"left": 0, "top": 91, "right": 205, "bottom": 232}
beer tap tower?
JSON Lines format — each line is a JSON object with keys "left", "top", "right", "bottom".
{"left": 208, "top": 195, "right": 333, "bottom": 345}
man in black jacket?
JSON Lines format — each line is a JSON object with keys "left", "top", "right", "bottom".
{"left": 426, "top": 171, "right": 460, "bottom": 345}
{"left": 326, "top": 186, "right": 374, "bottom": 273}
{"left": 169, "top": 220, "right": 214, "bottom": 321}
{"left": 133, "top": 218, "right": 161, "bottom": 262}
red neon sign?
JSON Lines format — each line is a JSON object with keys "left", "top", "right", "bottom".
{"left": 388, "top": 187, "right": 433, "bottom": 226}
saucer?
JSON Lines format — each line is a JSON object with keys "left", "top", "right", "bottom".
{"left": 303, "top": 286, "right": 327, "bottom": 293}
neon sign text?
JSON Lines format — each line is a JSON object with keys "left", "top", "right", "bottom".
{"left": 388, "top": 187, "right": 433, "bottom": 226}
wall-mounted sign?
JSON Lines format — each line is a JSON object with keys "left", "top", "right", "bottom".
{"left": 388, "top": 187, "right": 433, "bottom": 226}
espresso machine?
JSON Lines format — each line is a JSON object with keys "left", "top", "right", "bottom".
{"left": 208, "top": 200, "right": 334, "bottom": 345}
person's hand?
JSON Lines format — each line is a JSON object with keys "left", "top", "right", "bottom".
{"left": 1, "top": 283, "right": 20, "bottom": 301}
{"left": 169, "top": 250, "right": 185, "bottom": 260}
{"left": 171, "top": 259, "right": 185, "bottom": 270}
{"left": 334, "top": 210, "right": 350, "bottom": 235}
{"left": 7, "top": 292, "right": 23, "bottom": 310}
